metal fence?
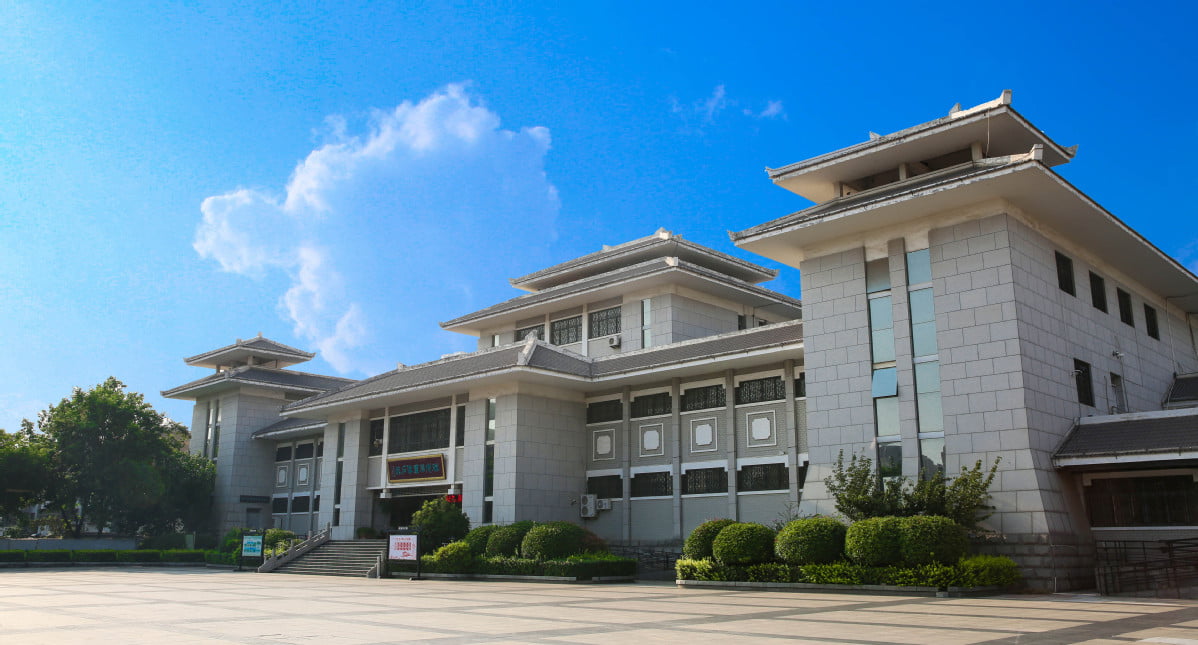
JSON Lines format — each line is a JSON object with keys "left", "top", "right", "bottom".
{"left": 1095, "top": 537, "right": 1198, "bottom": 597}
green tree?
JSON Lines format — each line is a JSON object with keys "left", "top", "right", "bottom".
{"left": 33, "top": 377, "right": 211, "bottom": 536}
{"left": 410, "top": 498, "right": 470, "bottom": 554}
{"left": 0, "top": 427, "right": 51, "bottom": 520}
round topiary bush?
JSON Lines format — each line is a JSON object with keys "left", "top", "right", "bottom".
{"left": 411, "top": 498, "right": 471, "bottom": 554}
{"left": 898, "top": 515, "right": 969, "bottom": 566}
{"left": 711, "top": 522, "right": 776, "bottom": 566}
{"left": 463, "top": 525, "right": 498, "bottom": 556}
{"left": 485, "top": 520, "right": 536, "bottom": 557}
{"left": 580, "top": 528, "right": 608, "bottom": 554}
{"left": 432, "top": 540, "right": 475, "bottom": 571}
{"left": 521, "top": 521, "right": 586, "bottom": 560}
{"left": 775, "top": 516, "right": 847, "bottom": 565}
{"left": 844, "top": 516, "right": 903, "bottom": 566}
{"left": 683, "top": 518, "right": 737, "bottom": 560}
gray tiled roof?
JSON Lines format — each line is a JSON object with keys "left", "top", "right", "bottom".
{"left": 284, "top": 322, "right": 804, "bottom": 413}
{"left": 252, "top": 416, "right": 326, "bottom": 439}
{"left": 162, "top": 366, "right": 353, "bottom": 398}
{"left": 441, "top": 258, "right": 801, "bottom": 329}
{"left": 1055, "top": 412, "right": 1198, "bottom": 459}
{"left": 1167, "top": 374, "right": 1198, "bottom": 405}
{"left": 184, "top": 336, "right": 314, "bottom": 364}
{"left": 732, "top": 162, "right": 1006, "bottom": 242}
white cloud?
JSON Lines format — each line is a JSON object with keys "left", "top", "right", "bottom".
{"left": 194, "top": 83, "right": 559, "bottom": 374}
{"left": 671, "top": 85, "right": 784, "bottom": 132}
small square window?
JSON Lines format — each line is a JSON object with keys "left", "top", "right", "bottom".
{"left": 1055, "top": 252, "right": 1075, "bottom": 296}
{"left": 871, "top": 368, "right": 897, "bottom": 398}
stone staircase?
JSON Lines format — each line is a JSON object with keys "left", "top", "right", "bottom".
{"left": 271, "top": 540, "right": 387, "bottom": 577}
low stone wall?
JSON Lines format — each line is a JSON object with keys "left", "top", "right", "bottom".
{"left": 0, "top": 537, "right": 138, "bottom": 551}
{"left": 976, "top": 532, "right": 1095, "bottom": 593}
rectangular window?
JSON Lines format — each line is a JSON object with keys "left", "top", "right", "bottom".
{"left": 368, "top": 420, "right": 383, "bottom": 456}
{"left": 333, "top": 462, "right": 343, "bottom": 506}
{"left": 878, "top": 442, "right": 902, "bottom": 479}
{"left": 869, "top": 295, "right": 896, "bottom": 363}
{"left": 640, "top": 299, "right": 653, "bottom": 348}
{"left": 1085, "top": 475, "right": 1198, "bottom": 527}
{"left": 486, "top": 398, "right": 497, "bottom": 441}
{"left": 1111, "top": 373, "right": 1128, "bottom": 414}
{"left": 919, "top": 438, "right": 945, "bottom": 479}
{"left": 550, "top": 316, "right": 582, "bottom": 345}
{"left": 491, "top": 334, "right": 500, "bottom": 347}
{"left": 682, "top": 385, "right": 726, "bottom": 411}
{"left": 515, "top": 324, "right": 544, "bottom": 342}
{"left": 914, "top": 361, "right": 943, "bottom": 434}
{"left": 455, "top": 405, "right": 466, "bottom": 446}
{"left": 631, "top": 392, "right": 671, "bottom": 418}
{"left": 874, "top": 396, "right": 899, "bottom": 437}
{"left": 871, "top": 367, "right": 897, "bottom": 398}
{"left": 586, "top": 399, "right": 622, "bottom": 424}
{"left": 630, "top": 471, "right": 672, "bottom": 497}
{"left": 1075, "top": 359, "right": 1095, "bottom": 407}
{"left": 866, "top": 258, "right": 891, "bottom": 293}
{"left": 588, "top": 307, "right": 622, "bottom": 338}
{"left": 271, "top": 497, "right": 288, "bottom": 514}
{"left": 1055, "top": 251, "right": 1075, "bottom": 296}
{"left": 275, "top": 445, "right": 293, "bottom": 462}
{"left": 796, "top": 372, "right": 806, "bottom": 398}
{"left": 906, "top": 249, "right": 932, "bottom": 285}
{"left": 909, "top": 288, "right": 937, "bottom": 358}
{"left": 336, "top": 423, "right": 345, "bottom": 458}
{"left": 388, "top": 408, "right": 451, "bottom": 454}
{"left": 735, "top": 376, "right": 786, "bottom": 405}
{"left": 291, "top": 496, "right": 310, "bottom": 513}
{"left": 483, "top": 445, "right": 495, "bottom": 497}
{"left": 737, "top": 463, "right": 787, "bottom": 492}
{"left": 208, "top": 399, "right": 221, "bottom": 461}
{"left": 1145, "top": 304, "right": 1160, "bottom": 340}
{"left": 682, "top": 468, "right": 728, "bottom": 495}
{"left": 586, "top": 475, "right": 623, "bottom": 499}
{"left": 1118, "top": 289, "right": 1134, "bottom": 327}
{"left": 294, "top": 443, "right": 314, "bottom": 460}
{"left": 483, "top": 501, "right": 493, "bottom": 524}
{"left": 1090, "top": 272, "right": 1107, "bottom": 313}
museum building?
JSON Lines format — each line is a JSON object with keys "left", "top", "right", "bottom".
{"left": 166, "top": 92, "right": 1198, "bottom": 589}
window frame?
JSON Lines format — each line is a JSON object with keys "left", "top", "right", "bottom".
{"left": 1075, "top": 359, "right": 1095, "bottom": 407}
{"left": 1055, "top": 251, "right": 1076, "bottom": 296}
{"left": 1089, "top": 272, "right": 1107, "bottom": 313}
{"left": 1117, "top": 289, "right": 1134, "bottom": 327}
{"left": 1145, "top": 304, "right": 1160, "bottom": 340}
{"left": 550, "top": 316, "right": 582, "bottom": 345}
{"left": 588, "top": 307, "right": 622, "bottom": 338}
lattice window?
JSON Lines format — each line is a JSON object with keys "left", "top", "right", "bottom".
{"left": 550, "top": 316, "right": 582, "bottom": 345}
{"left": 682, "top": 468, "right": 727, "bottom": 495}
{"left": 631, "top": 392, "right": 671, "bottom": 418}
{"left": 515, "top": 324, "right": 544, "bottom": 342}
{"left": 588, "top": 307, "right": 622, "bottom": 338}
{"left": 682, "top": 385, "right": 725, "bottom": 411}
{"left": 735, "top": 377, "right": 786, "bottom": 405}
{"left": 587, "top": 400, "right": 622, "bottom": 424}
{"left": 587, "top": 475, "right": 622, "bottom": 499}
{"left": 630, "top": 471, "right": 672, "bottom": 497}
{"left": 737, "top": 463, "right": 788, "bottom": 491}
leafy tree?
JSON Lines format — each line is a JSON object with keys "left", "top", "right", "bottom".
{"left": 0, "top": 427, "right": 51, "bottom": 519}
{"left": 824, "top": 450, "right": 1000, "bottom": 528}
{"left": 32, "top": 377, "right": 212, "bottom": 536}
{"left": 410, "top": 498, "right": 470, "bottom": 554}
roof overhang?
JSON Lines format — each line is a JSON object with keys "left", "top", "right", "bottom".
{"left": 768, "top": 99, "right": 1073, "bottom": 203}
{"left": 442, "top": 261, "right": 801, "bottom": 336}
{"left": 161, "top": 375, "right": 331, "bottom": 401}
{"left": 184, "top": 343, "right": 314, "bottom": 369}
{"left": 736, "top": 161, "right": 1198, "bottom": 312}
{"left": 1054, "top": 451, "right": 1198, "bottom": 469}
{"left": 252, "top": 421, "right": 328, "bottom": 441}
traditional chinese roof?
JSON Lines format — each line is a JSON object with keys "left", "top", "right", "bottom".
{"left": 184, "top": 335, "right": 315, "bottom": 369}
{"left": 1054, "top": 408, "right": 1198, "bottom": 468}
{"left": 162, "top": 365, "right": 354, "bottom": 400}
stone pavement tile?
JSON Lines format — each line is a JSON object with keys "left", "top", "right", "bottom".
{"left": 362, "top": 609, "right": 603, "bottom": 635}
{"left": 587, "top": 599, "right": 795, "bottom": 616}
{"left": 867, "top": 601, "right": 1141, "bottom": 622}
{"left": 203, "top": 597, "right": 394, "bottom": 615}
{"left": 944, "top": 597, "right": 1184, "bottom": 613}
{"left": 108, "top": 590, "right": 250, "bottom": 603}
{"left": 72, "top": 601, "right": 260, "bottom": 622}
{"left": 467, "top": 603, "right": 698, "bottom": 623}
{"left": 546, "top": 627, "right": 851, "bottom": 644}
{"left": 781, "top": 608, "right": 1081, "bottom": 633}
{"left": 684, "top": 594, "right": 868, "bottom": 608}
{"left": 0, "top": 592, "right": 153, "bottom": 607}
{"left": 0, "top": 607, "right": 103, "bottom": 631}
{"left": 185, "top": 615, "right": 448, "bottom": 643}
{"left": 1069, "top": 640, "right": 1141, "bottom": 645}
{"left": 19, "top": 625, "right": 241, "bottom": 645}
{"left": 403, "top": 590, "right": 586, "bottom": 604}
{"left": 699, "top": 617, "right": 1000, "bottom": 644}
{"left": 1118, "top": 625, "right": 1198, "bottom": 641}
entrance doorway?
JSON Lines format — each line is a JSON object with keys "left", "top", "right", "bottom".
{"left": 386, "top": 495, "right": 441, "bottom": 527}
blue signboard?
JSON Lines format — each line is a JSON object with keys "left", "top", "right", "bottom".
{"left": 242, "top": 534, "right": 263, "bottom": 557}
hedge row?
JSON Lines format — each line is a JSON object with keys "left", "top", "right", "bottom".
{"left": 0, "top": 549, "right": 208, "bottom": 563}
{"left": 676, "top": 555, "right": 1020, "bottom": 588}
{"left": 390, "top": 553, "right": 636, "bottom": 579}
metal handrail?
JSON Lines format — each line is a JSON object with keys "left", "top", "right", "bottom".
{"left": 257, "top": 523, "right": 332, "bottom": 573}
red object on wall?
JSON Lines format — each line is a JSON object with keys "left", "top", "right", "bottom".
{"left": 445, "top": 494, "right": 463, "bottom": 503}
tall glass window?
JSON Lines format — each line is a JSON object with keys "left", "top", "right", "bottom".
{"left": 869, "top": 296, "right": 895, "bottom": 363}
{"left": 908, "top": 248, "right": 943, "bottom": 478}
{"left": 640, "top": 299, "right": 653, "bottom": 348}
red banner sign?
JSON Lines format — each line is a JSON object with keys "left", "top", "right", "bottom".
{"left": 387, "top": 454, "right": 446, "bottom": 483}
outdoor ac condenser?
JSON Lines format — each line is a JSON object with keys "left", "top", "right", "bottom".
{"left": 580, "top": 494, "right": 598, "bottom": 518}
{"left": 607, "top": 335, "right": 621, "bottom": 348}
{"left": 595, "top": 498, "right": 612, "bottom": 511}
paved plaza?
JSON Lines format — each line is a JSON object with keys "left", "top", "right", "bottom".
{"left": 4, "top": 568, "right": 1198, "bottom": 644}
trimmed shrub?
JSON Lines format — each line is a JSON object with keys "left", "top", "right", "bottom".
{"left": 798, "top": 562, "right": 868, "bottom": 585}
{"left": 580, "top": 529, "right": 608, "bottom": 554}
{"left": 219, "top": 527, "right": 249, "bottom": 553}
{"left": 116, "top": 550, "right": 162, "bottom": 563}
{"left": 411, "top": 498, "right": 471, "bottom": 554}
{"left": 844, "top": 516, "right": 902, "bottom": 566}
{"left": 0, "top": 550, "right": 26, "bottom": 562}
{"left": 956, "top": 555, "right": 1021, "bottom": 587}
{"left": 263, "top": 528, "right": 296, "bottom": 550}
{"left": 462, "top": 525, "right": 498, "bottom": 556}
{"left": 543, "top": 555, "right": 636, "bottom": 579}
{"left": 898, "top": 515, "right": 968, "bottom": 566}
{"left": 711, "top": 522, "right": 776, "bottom": 566}
{"left": 682, "top": 518, "right": 736, "bottom": 560}
{"left": 476, "top": 556, "right": 542, "bottom": 576}
{"left": 161, "top": 550, "right": 206, "bottom": 563}
{"left": 71, "top": 550, "right": 117, "bottom": 562}
{"left": 521, "top": 521, "right": 585, "bottom": 561}
{"left": 676, "top": 558, "right": 727, "bottom": 581}
{"left": 485, "top": 521, "right": 535, "bottom": 557}
{"left": 775, "top": 517, "right": 846, "bottom": 565}
{"left": 25, "top": 550, "right": 71, "bottom": 562}
{"left": 432, "top": 541, "right": 475, "bottom": 572}
{"left": 745, "top": 562, "right": 796, "bottom": 583}
{"left": 140, "top": 534, "right": 188, "bottom": 550}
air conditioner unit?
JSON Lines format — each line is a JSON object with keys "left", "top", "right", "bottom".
{"left": 607, "top": 334, "right": 621, "bottom": 348}
{"left": 580, "top": 494, "right": 598, "bottom": 518}
{"left": 595, "top": 498, "right": 612, "bottom": 511}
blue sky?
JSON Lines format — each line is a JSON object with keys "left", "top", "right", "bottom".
{"left": 2, "top": 1, "right": 1196, "bottom": 431}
